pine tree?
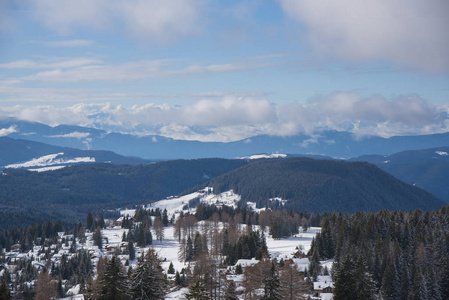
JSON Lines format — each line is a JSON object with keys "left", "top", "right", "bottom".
{"left": 440, "top": 256, "right": 449, "bottom": 299}
{"left": 186, "top": 235, "right": 194, "bottom": 262}
{"left": 57, "top": 277, "right": 64, "bottom": 298}
{"left": 261, "top": 261, "right": 282, "bottom": 300}
{"left": 175, "top": 271, "right": 183, "bottom": 286}
{"left": 355, "top": 256, "right": 377, "bottom": 300}
{"left": 93, "top": 227, "right": 103, "bottom": 249}
{"left": 381, "top": 259, "right": 400, "bottom": 300}
{"left": 128, "top": 241, "right": 135, "bottom": 261}
{"left": 130, "top": 249, "right": 166, "bottom": 300}
{"left": 168, "top": 262, "right": 175, "bottom": 274}
{"left": 162, "top": 209, "right": 169, "bottom": 226}
{"left": 87, "top": 213, "right": 95, "bottom": 231}
{"left": 333, "top": 255, "right": 357, "bottom": 300}
{"left": 185, "top": 278, "right": 210, "bottom": 300}
{"left": 99, "top": 256, "right": 129, "bottom": 300}
{"left": 408, "top": 269, "right": 429, "bottom": 300}
{"left": 0, "top": 281, "right": 11, "bottom": 300}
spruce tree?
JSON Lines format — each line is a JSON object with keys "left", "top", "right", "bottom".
{"left": 333, "top": 255, "right": 357, "bottom": 300}
{"left": 186, "top": 235, "right": 194, "bottom": 262}
{"left": 99, "top": 256, "right": 129, "bottom": 300}
{"left": 168, "top": 262, "right": 175, "bottom": 274}
{"left": 0, "top": 281, "right": 11, "bottom": 300}
{"left": 130, "top": 248, "right": 165, "bottom": 300}
{"left": 261, "top": 261, "right": 282, "bottom": 300}
{"left": 381, "top": 259, "right": 400, "bottom": 300}
{"left": 408, "top": 269, "right": 429, "bottom": 300}
{"left": 128, "top": 241, "right": 135, "bottom": 261}
{"left": 185, "top": 278, "right": 210, "bottom": 300}
{"left": 355, "top": 256, "right": 377, "bottom": 300}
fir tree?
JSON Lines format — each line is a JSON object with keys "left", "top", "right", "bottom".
{"left": 261, "top": 261, "right": 282, "bottom": 300}
{"left": 129, "top": 248, "right": 166, "bottom": 300}
{"left": 333, "top": 255, "right": 357, "bottom": 300}
{"left": 57, "top": 277, "right": 64, "bottom": 298}
{"left": 93, "top": 227, "right": 103, "bottom": 249}
{"left": 175, "top": 271, "right": 183, "bottom": 286}
{"left": 168, "top": 262, "right": 175, "bottom": 274}
{"left": 99, "top": 256, "right": 129, "bottom": 300}
{"left": 355, "top": 256, "right": 377, "bottom": 300}
{"left": 128, "top": 241, "right": 135, "bottom": 261}
{"left": 381, "top": 258, "right": 400, "bottom": 300}
{"left": 408, "top": 268, "right": 429, "bottom": 300}
{"left": 0, "top": 281, "right": 11, "bottom": 300}
{"left": 185, "top": 278, "right": 210, "bottom": 300}
{"left": 186, "top": 235, "right": 194, "bottom": 262}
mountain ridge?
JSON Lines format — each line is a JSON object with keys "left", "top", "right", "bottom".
{"left": 2, "top": 118, "right": 449, "bottom": 159}
{"left": 206, "top": 157, "right": 444, "bottom": 213}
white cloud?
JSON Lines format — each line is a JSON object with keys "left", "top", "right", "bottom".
{"left": 30, "top": 0, "right": 203, "bottom": 42}
{"left": 0, "top": 94, "right": 447, "bottom": 142}
{"left": 0, "top": 125, "right": 18, "bottom": 137}
{"left": 11, "top": 59, "right": 272, "bottom": 83}
{"left": 42, "top": 40, "right": 96, "bottom": 47}
{"left": 46, "top": 132, "right": 90, "bottom": 139}
{"left": 279, "top": 0, "right": 449, "bottom": 71}
{"left": 0, "top": 58, "right": 103, "bottom": 69}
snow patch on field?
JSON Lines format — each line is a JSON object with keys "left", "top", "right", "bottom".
{"left": 266, "top": 227, "right": 320, "bottom": 260}
{"left": 239, "top": 153, "right": 287, "bottom": 160}
{"left": 3, "top": 152, "right": 95, "bottom": 171}
{"left": 29, "top": 165, "right": 67, "bottom": 172}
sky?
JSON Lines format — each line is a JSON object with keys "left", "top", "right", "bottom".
{"left": 0, "top": 0, "right": 448, "bottom": 142}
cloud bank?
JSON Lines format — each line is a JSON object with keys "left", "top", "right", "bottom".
{"left": 1, "top": 94, "right": 447, "bottom": 142}
{"left": 30, "top": 0, "right": 203, "bottom": 42}
{"left": 279, "top": 0, "right": 449, "bottom": 71}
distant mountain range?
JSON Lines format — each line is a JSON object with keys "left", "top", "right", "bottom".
{"left": 0, "top": 136, "right": 152, "bottom": 170}
{"left": 1, "top": 118, "right": 449, "bottom": 159}
{"left": 352, "top": 146, "right": 449, "bottom": 203}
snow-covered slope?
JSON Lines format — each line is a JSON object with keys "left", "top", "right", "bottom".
{"left": 238, "top": 153, "right": 287, "bottom": 160}
{"left": 4, "top": 152, "right": 95, "bottom": 172}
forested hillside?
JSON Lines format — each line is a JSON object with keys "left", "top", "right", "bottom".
{"left": 207, "top": 157, "right": 444, "bottom": 213}
{"left": 0, "top": 136, "right": 151, "bottom": 167}
{"left": 352, "top": 147, "right": 449, "bottom": 203}
{"left": 312, "top": 206, "right": 449, "bottom": 299}
{"left": 0, "top": 159, "right": 247, "bottom": 228}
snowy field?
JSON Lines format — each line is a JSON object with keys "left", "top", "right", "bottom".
{"left": 3, "top": 152, "right": 95, "bottom": 172}
{"left": 68, "top": 189, "right": 322, "bottom": 299}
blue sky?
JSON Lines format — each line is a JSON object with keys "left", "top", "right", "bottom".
{"left": 0, "top": 0, "right": 448, "bottom": 142}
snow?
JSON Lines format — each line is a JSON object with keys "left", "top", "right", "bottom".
{"left": 435, "top": 151, "right": 448, "bottom": 156}
{"left": 265, "top": 227, "right": 320, "bottom": 260}
{"left": 29, "top": 166, "right": 66, "bottom": 172}
{"left": 165, "top": 287, "right": 188, "bottom": 299}
{"left": 61, "top": 295, "right": 84, "bottom": 300}
{"left": 150, "top": 192, "right": 202, "bottom": 214}
{"left": 101, "top": 227, "right": 128, "bottom": 246}
{"left": 239, "top": 153, "right": 287, "bottom": 160}
{"left": 3, "top": 152, "right": 95, "bottom": 171}
{"left": 292, "top": 258, "right": 310, "bottom": 272}
{"left": 200, "top": 190, "right": 241, "bottom": 208}
{"left": 235, "top": 258, "right": 260, "bottom": 268}
{"left": 151, "top": 226, "right": 189, "bottom": 273}
{"left": 65, "top": 284, "right": 82, "bottom": 298}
